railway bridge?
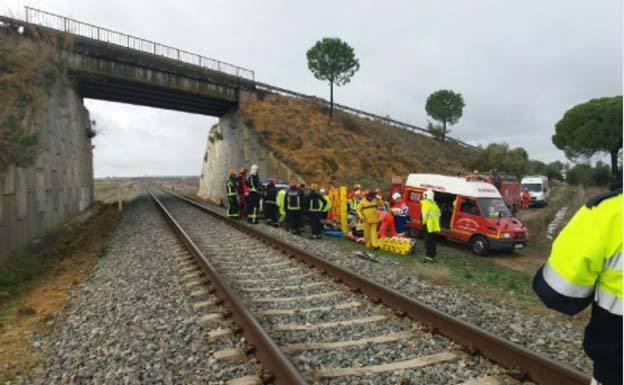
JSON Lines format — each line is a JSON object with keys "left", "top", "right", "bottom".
{"left": 1, "top": 7, "right": 256, "bottom": 116}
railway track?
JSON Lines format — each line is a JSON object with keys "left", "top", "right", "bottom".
{"left": 147, "top": 187, "right": 589, "bottom": 385}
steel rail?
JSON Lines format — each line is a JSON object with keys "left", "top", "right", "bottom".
{"left": 147, "top": 188, "right": 309, "bottom": 385}
{"left": 162, "top": 188, "right": 591, "bottom": 385}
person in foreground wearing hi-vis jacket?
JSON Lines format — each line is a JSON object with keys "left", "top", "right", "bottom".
{"left": 532, "top": 182, "right": 622, "bottom": 385}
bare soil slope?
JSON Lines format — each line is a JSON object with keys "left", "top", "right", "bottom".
{"left": 240, "top": 94, "right": 477, "bottom": 186}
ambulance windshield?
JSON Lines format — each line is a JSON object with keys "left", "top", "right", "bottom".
{"left": 478, "top": 198, "right": 512, "bottom": 218}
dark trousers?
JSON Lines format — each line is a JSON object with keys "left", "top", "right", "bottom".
{"left": 264, "top": 202, "right": 278, "bottom": 224}
{"left": 227, "top": 196, "right": 239, "bottom": 218}
{"left": 287, "top": 210, "right": 302, "bottom": 234}
{"left": 423, "top": 225, "right": 437, "bottom": 258}
{"left": 247, "top": 192, "right": 260, "bottom": 223}
{"left": 395, "top": 215, "right": 408, "bottom": 233}
{"left": 309, "top": 212, "right": 322, "bottom": 236}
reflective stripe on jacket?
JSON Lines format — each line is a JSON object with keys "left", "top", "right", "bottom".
{"left": 421, "top": 199, "right": 441, "bottom": 233}
{"left": 286, "top": 189, "right": 303, "bottom": 210}
{"left": 226, "top": 177, "right": 238, "bottom": 197}
{"left": 533, "top": 189, "right": 622, "bottom": 384}
{"left": 307, "top": 192, "right": 326, "bottom": 212}
{"left": 322, "top": 195, "right": 332, "bottom": 212}
{"left": 247, "top": 173, "right": 260, "bottom": 193}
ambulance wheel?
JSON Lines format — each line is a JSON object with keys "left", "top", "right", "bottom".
{"left": 470, "top": 235, "right": 489, "bottom": 256}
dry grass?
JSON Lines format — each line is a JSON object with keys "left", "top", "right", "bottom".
{"left": 0, "top": 206, "right": 121, "bottom": 382}
{"left": 240, "top": 94, "right": 477, "bottom": 187}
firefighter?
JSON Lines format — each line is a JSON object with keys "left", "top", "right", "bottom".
{"left": 246, "top": 164, "right": 261, "bottom": 224}
{"left": 533, "top": 187, "right": 622, "bottom": 385}
{"left": 306, "top": 184, "right": 326, "bottom": 239}
{"left": 421, "top": 189, "right": 441, "bottom": 262}
{"left": 392, "top": 192, "right": 409, "bottom": 234}
{"left": 237, "top": 167, "right": 248, "bottom": 218}
{"left": 357, "top": 190, "right": 383, "bottom": 248}
{"left": 263, "top": 178, "right": 278, "bottom": 226}
{"left": 286, "top": 181, "right": 305, "bottom": 235}
{"left": 521, "top": 187, "right": 531, "bottom": 209}
{"left": 225, "top": 169, "right": 239, "bottom": 219}
{"left": 277, "top": 187, "right": 287, "bottom": 228}
{"left": 320, "top": 188, "right": 332, "bottom": 219}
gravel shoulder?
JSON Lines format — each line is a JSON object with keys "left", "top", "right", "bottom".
{"left": 21, "top": 194, "right": 260, "bottom": 385}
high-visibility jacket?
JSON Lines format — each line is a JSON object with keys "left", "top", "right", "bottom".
{"left": 533, "top": 189, "right": 622, "bottom": 384}
{"left": 226, "top": 177, "right": 238, "bottom": 197}
{"left": 276, "top": 189, "right": 286, "bottom": 217}
{"left": 264, "top": 183, "right": 277, "bottom": 204}
{"left": 321, "top": 194, "right": 332, "bottom": 213}
{"left": 306, "top": 192, "right": 326, "bottom": 212}
{"left": 286, "top": 188, "right": 304, "bottom": 211}
{"left": 357, "top": 197, "right": 383, "bottom": 224}
{"left": 421, "top": 199, "right": 441, "bottom": 233}
{"left": 247, "top": 173, "right": 260, "bottom": 194}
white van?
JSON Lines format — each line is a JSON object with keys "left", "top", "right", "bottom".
{"left": 520, "top": 176, "right": 549, "bottom": 207}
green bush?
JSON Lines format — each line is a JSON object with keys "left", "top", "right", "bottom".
{"left": 567, "top": 162, "right": 611, "bottom": 186}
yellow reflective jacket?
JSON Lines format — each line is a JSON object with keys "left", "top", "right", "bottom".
{"left": 322, "top": 194, "right": 332, "bottom": 212}
{"left": 533, "top": 190, "right": 622, "bottom": 384}
{"left": 276, "top": 189, "right": 286, "bottom": 217}
{"left": 357, "top": 197, "right": 382, "bottom": 224}
{"left": 421, "top": 199, "right": 441, "bottom": 233}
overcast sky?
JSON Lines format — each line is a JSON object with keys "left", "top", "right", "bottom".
{"left": 3, "top": 0, "right": 623, "bottom": 177}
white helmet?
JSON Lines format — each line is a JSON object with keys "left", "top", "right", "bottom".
{"left": 319, "top": 188, "right": 326, "bottom": 195}
{"left": 392, "top": 192, "right": 401, "bottom": 201}
{"left": 424, "top": 189, "right": 435, "bottom": 201}
{"left": 250, "top": 164, "right": 259, "bottom": 173}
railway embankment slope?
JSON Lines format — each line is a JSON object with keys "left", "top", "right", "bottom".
{"left": 198, "top": 93, "right": 477, "bottom": 202}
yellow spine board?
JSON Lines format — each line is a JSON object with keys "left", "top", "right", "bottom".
{"left": 339, "top": 186, "right": 348, "bottom": 234}
{"left": 378, "top": 237, "right": 414, "bottom": 255}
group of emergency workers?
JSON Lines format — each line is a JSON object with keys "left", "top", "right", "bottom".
{"left": 226, "top": 168, "right": 622, "bottom": 384}
{"left": 225, "top": 165, "right": 331, "bottom": 238}
{"left": 346, "top": 184, "right": 441, "bottom": 263}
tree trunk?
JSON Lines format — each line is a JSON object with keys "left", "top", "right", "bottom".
{"left": 329, "top": 80, "right": 334, "bottom": 120}
{"left": 442, "top": 121, "right": 446, "bottom": 142}
{"left": 610, "top": 148, "right": 620, "bottom": 179}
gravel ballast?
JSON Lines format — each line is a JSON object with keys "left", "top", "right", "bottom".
{"left": 242, "top": 206, "right": 592, "bottom": 374}
{"left": 178, "top": 192, "right": 591, "bottom": 375}
{"left": 156, "top": 192, "right": 520, "bottom": 384}
{"left": 23, "top": 195, "right": 260, "bottom": 385}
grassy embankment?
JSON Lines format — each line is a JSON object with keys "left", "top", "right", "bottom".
{"left": 240, "top": 94, "right": 477, "bottom": 187}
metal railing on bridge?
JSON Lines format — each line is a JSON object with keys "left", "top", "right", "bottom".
{"left": 23, "top": 7, "right": 255, "bottom": 81}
